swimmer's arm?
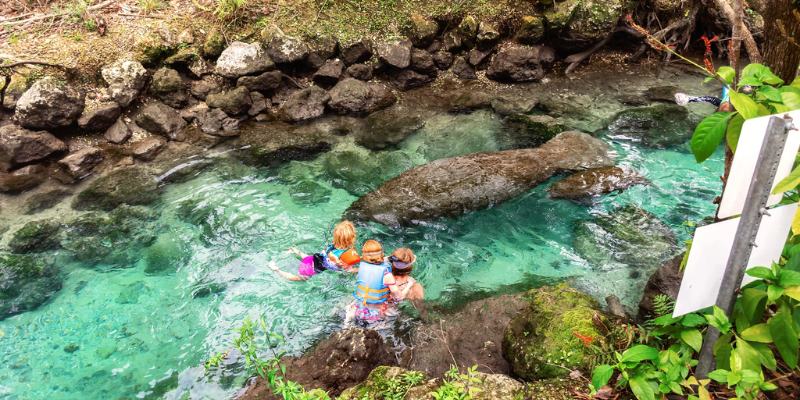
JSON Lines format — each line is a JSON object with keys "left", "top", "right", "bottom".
{"left": 383, "top": 273, "right": 402, "bottom": 296}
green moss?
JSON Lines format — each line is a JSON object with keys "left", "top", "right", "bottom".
{"left": 202, "top": 28, "right": 226, "bottom": 59}
{"left": 503, "top": 283, "right": 604, "bottom": 380}
{"left": 8, "top": 220, "right": 62, "bottom": 253}
{"left": 0, "top": 252, "right": 61, "bottom": 319}
{"left": 516, "top": 15, "right": 546, "bottom": 44}
{"left": 338, "top": 366, "right": 427, "bottom": 399}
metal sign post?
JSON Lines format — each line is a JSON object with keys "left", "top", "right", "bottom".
{"left": 696, "top": 116, "right": 791, "bottom": 377}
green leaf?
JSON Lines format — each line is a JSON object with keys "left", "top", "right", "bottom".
{"left": 740, "top": 64, "right": 784, "bottom": 86}
{"left": 691, "top": 112, "right": 732, "bottom": 162}
{"left": 758, "top": 86, "right": 783, "bottom": 102}
{"left": 591, "top": 365, "right": 614, "bottom": 390}
{"left": 734, "top": 337, "right": 763, "bottom": 372}
{"left": 740, "top": 323, "right": 773, "bottom": 343}
{"left": 707, "top": 306, "right": 732, "bottom": 333}
{"left": 782, "top": 89, "right": 800, "bottom": 111}
{"left": 707, "top": 369, "right": 729, "bottom": 383}
{"left": 746, "top": 267, "right": 774, "bottom": 280}
{"left": 768, "top": 307, "right": 799, "bottom": 368}
{"left": 729, "top": 91, "right": 760, "bottom": 119}
{"left": 620, "top": 345, "right": 660, "bottom": 363}
{"left": 773, "top": 165, "right": 800, "bottom": 194}
{"left": 629, "top": 376, "right": 657, "bottom": 400}
{"left": 740, "top": 288, "right": 767, "bottom": 324}
{"left": 716, "top": 67, "right": 735, "bottom": 85}
{"left": 713, "top": 332, "right": 733, "bottom": 370}
{"left": 681, "top": 313, "right": 707, "bottom": 327}
{"left": 768, "top": 284, "right": 785, "bottom": 302}
{"left": 726, "top": 113, "right": 744, "bottom": 152}
{"left": 752, "top": 342, "right": 778, "bottom": 371}
{"left": 784, "top": 286, "right": 800, "bottom": 301}
{"left": 771, "top": 102, "right": 792, "bottom": 113}
{"left": 680, "top": 329, "right": 703, "bottom": 352}
{"left": 792, "top": 76, "right": 800, "bottom": 89}
{"left": 779, "top": 270, "right": 800, "bottom": 287}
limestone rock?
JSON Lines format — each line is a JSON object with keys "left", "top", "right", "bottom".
{"left": 77, "top": 100, "right": 121, "bottom": 132}
{"left": 215, "top": 42, "right": 275, "bottom": 78}
{"left": 15, "top": 77, "right": 85, "bottom": 130}
{"left": 347, "top": 131, "right": 613, "bottom": 225}
{"left": 104, "top": 119, "right": 132, "bottom": 144}
{"left": 468, "top": 48, "right": 492, "bottom": 66}
{"left": 238, "top": 121, "right": 334, "bottom": 165}
{"left": 0, "top": 165, "right": 47, "bottom": 194}
{"left": 502, "top": 114, "right": 566, "bottom": 147}
{"left": 638, "top": 254, "right": 684, "bottom": 320}
{"left": 23, "top": 189, "right": 72, "bottom": 214}
{"left": 328, "top": 78, "right": 396, "bottom": 115}
{"left": 477, "top": 21, "right": 501, "bottom": 48}
{"left": 206, "top": 86, "right": 252, "bottom": 116}
{"left": 489, "top": 96, "right": 538, "bottom": 116}
{"left": 57, "top": 146, "right": 104, "bottom": 179}
{"left": 607, "top": 104, "right": 695, "bottom": 148}
{"left": 277, "top": 86, "right": 330, "bottom": 122}
{"left": 556, "top": 0, "right": 625, "bottom": 49}
{"left": 549, "top": 166, "right": 648, "bottom": 199}
{"left": 266, "top": 34, "right": 309, "bottom": 64}
{"left": 306, "top": 35, "right": 339, "bottom": 69}
{"left": 132, "top": 137, "right": 167, "bottom": 161}
{"left": 72, "top": 166, "right": 160, "bottom": 211}
{"left": 354, "top": 105, "right": 425, "bottom": 150}
{"left": 442, "top": 31, "right": 463, "bottom": 52}
{"left": 503, "top": 283, "right": 605, "bottom": 379}
{"left": 196, "top": 108, "right": 240, "bottom": 136}
{"left": 487, "top": 43, "right": 544, "bottom": 82}
{"left": 340, "top": 39, "right": 373, "bottom": 65}
{"left": 248, "top": 91, "right": 268, "bottom": 117}
{"left": 0, "top": 253, "right": 62, "bottom": 320}
{"left": 345, "top": 63, "right": 373, "bottom": 81}
{"left": 377, "top": 41, "right": 412, "bottom": 69}
{"left": 237, "top": 70, "right": 283, "bottom": 92}
{"left": 149, "top": 67, "right": 187, "bottom": 108}
{"left": 102, "top": 60, "right": 148, "bottom": 107}
{"left": 135, "top": 101, "right": 187, "bottom": 139}
{"left": 202, "top": 28, "right": 226, "bottom": 59}
{"left": 313, "top": 59, "right": 344, "bottom": 87}
{"left": 0, "top": 125, "right": 67, "bottom": 168}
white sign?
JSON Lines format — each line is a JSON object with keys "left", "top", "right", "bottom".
{"left": 673, "top": 203, "right": 798, "bottom": 317}
{"left": 718, "top": 111, "right": 800, "bottom": 219}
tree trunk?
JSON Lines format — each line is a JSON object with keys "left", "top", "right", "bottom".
{"left": 711, "top": 0, "right": 762, "bottom": 63}
{"left": 762, "top": 0, "right": 800, "bottom": 83}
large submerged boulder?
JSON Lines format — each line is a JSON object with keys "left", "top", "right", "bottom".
{"left": 14, "top": 77, "right": 85, "bottom": 130}
{"left": 0, "top": 253, "right": 62, "bottom": 320}
{"left": 102, "top": 60, "right": 148, "bottom": 107}
{"left": 8, "top": 219, "right": 62, "bottom": 253}
{"left": 503, "top": 283, "right": 605, "bottom": 380}
{"left": 72, "top": 166, "right": 160, "bottom": 211}
{"left": 0, "top": 125, "right": 67, "bottom": 169}
{"left": 607, "top": 103, "right": 696, "bottom": 148}
{"left": 347, "top": 131, "right": 613, "bottom": 225}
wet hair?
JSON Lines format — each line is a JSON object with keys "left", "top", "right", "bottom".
{"left": 333, "top": 220, "right": 356, "bottom": 249}
{"left": 390, "top": 248, "right": 415, "bottom": 276}
{"left": 361, "top": 240, "right": 384, "bottom": 264}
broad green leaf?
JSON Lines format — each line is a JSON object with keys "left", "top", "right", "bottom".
{"left": 620, "top": 345, "right": 660, "bottom": 363}
{"left": 652, "top": 314, "right": 680, "bottom": 327}
{"left": 716, "top": 67, "right": 735, "bottom": 85}
{"left": 734, "top": 337, "right": 763, "bottom": 372}
{"left": 591, "top": 364, "right": 614, "bottom": 390}
{"left": 691, "top": 112, "right": 732, "bottom": 162}
{"left": 746, "top": 267, "right": 773, "bottom": 280}
{"left": 629, "top": 376, "right": 657, "bottom": 400}
{"left": 740, "top": 63, "right": 784, "bottom": 86}
{"left": 758, "top": 86, "right": 783, "bottom": 102}
{"left": 767, "top": 284, "right": 785, "bottom": 302}
{"left": 793, "top": 76, "right": 800, "bottom": 88}
{"left": 779, "top": 270, "right": 800, "bottom": 287}
{"left": 681, "top": 313, "right": 707, "bottom": 327}
{"left": 740, "top": 288, "right": 767, "bottom": 323}
{"left": 680, "top": 329, "right": 703, "bottom": 352}
{"left": 784, "top": 286, "right": 800, "bottom": 301}
{"left": 773, "top": 165, "right": 800, "bottom": 194}
{"left": 707, "top": 369, "right": 729, "bottom": 383}
{"left": 752, "top": 342, "right": 778, "bottom": 371}
{"left": 708, "top": 306, "right": 732, "bottom": 333}
{"left": 726, "top": 113, "right": 744, "bottom": 152}
{"left": 698, "top": 384, "right": 711, "bottom": 400}
{"left": 740, "top": 323, "right": 773, "bottom": 343}
{"left": 782, "top": 90, "right": 800, "bottom": 111}
{"left": 771, "top": 102, "right": 792, "bottom": 113}
{"left": 767, "top": 307, "right": 799, "bottom": 368}
{"left": 729, "top": 91, "right": 760, "bottom": 119}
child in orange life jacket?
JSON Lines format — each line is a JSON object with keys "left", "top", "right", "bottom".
{"left": 270, "top": 220, "right": 361, "bottom": 281}
{"left": 343, "top": 240, "right": 405, "bottom": 332}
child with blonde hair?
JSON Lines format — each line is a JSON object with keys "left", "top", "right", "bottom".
{"left": 270, "top": 220, "right": 361, "bottom": 281}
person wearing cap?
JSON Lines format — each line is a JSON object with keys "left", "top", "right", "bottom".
{"left": 386, "top": 247, "right": 426, "bottom": 321}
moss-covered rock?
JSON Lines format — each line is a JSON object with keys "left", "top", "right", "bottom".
{"left": 542, "top": 0, "right": 626, "bottom": 49}
{"left": 135, "top": 33, "right": 178, "bottom": 67}
{"left": 0, "top": 253, "right": 62, "bottom": 320}
{"left": 143, "top": 233, "right": 188, "bottom": 274}
{"left": 502, "top": 283, "right": 604, "bottom": 380}
{"left": 516, "top": 15, "right": 546, "bottom": 44}
{"left": 502, "top": 113, "right": 566, "bottom": 148}
{"left": 607, "top": 103, "right": 697, "bottom": 148}
{"left": 72, "top": 166, "right": 161, "bottom": 211}
{"left": 202, "top": 28, "right": 227, "bottom": 59}
{"left": 8, "top": 219, "right": 62, "bottom": 253}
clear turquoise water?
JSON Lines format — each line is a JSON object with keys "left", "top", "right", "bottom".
{"left": 0, "top": 110, "right": 723, "bottom": 399}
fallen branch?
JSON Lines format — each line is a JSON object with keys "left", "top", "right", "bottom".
{"left": 0, "top": 0, "right": 117, "bottom": 27}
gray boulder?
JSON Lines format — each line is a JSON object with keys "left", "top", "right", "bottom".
{"left": 549, "top": 0, "right": 625, "bottom": 50}
{"left": 0, "top": 125, "right": 67, "bottom": 169}
{"left": 0, "top": 253, "right": 62, "bottom": 320}
{"left": 433, "top": 51, "right": 454, "bottom": 69}
{"left": 390, "top": 70, "right": 434, "bottom": 90}
{"left": 104, "top": 119, "right": 132, "bottom": 144}
{"left": 348, "top": 131, "right": 613, "bottom": 225}
{"left": 340, "top": 39, "right": 373, "bottom": 65}
{"left": 328, "top": 78, "right": 396, "bottom": 115}
{"left": 149, "top": 68, "right": 188, "bottom": 108}
{"left": 306, "top": 35, "right": 339, "bottom": 69}
{"left": 345, "top": 64, "right": 373, "bottom": 81}
{"left": 78, "top": 100, "right": 121, "bottom": 132}
{"left": 102, "top": 60, "right": 148, "bottom": 107}
{"left": 410, "top": 49, "right": 437, "bottom": 74}
{"left": 57, "top": 146, "right": 104, "bottom": 179}
{"left": 196, "top": 108, "right": 240, "bottom": 136}
{"left": 237, "top": 70, "right": 283, "bottom": 92}
{"left": 190, "top": 75, "right": 227, "bottom": 100}
{"left": 0, "top": 165, "right": 47, "bottom": 194}
{"left": 215, "top": 41, "right": 275, "bottom": 78}
{"left": 132, "top": 137, "right": 167, "bottom": 161}
{"left": 487, "top": 43, "right": 544, "bottom": 82}
{"left": 477, "top": 21, "right": 500, "bottom": 48}
{"left": 206, "top": 86, "right": 252, "bottom": 116}
{"left": 134, "top": 101, "right": 187, "bottom": 140}
{"left": 266, "top": 34, "right": 309, "bottom": 64}
{"left": 313, "top": 59, "right": 344, "bottom": 87}
{"left": 72, "top": 166, "right": 160, "bottom": 211}
{"left": 451, "top": 56, "right": 477, "bottom": 80}
{"left": 407, "top": 14, "right": 439, "bottom": 47}
{"left": 278, "top": 86, "right": 330, "bottom": 122}
{"left": 607, "top": 104, "right": 696, "bottom": 148}
{"left": 15, "top": 77, "right": 85, "bottom": 130}
{"left": 377, "top": 41, "right": 412, "bottom": 69}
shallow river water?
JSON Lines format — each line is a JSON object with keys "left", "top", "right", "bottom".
{"left": 0, "top": 109, "right": 722, "bottom": 399}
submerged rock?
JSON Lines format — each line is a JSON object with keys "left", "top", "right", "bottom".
{"left": 238, "top": 121, "right": 334, "bottom": 165}
{"left": 0, "top": 125, "right": 67, "bottom": 169}
{"left": 503, "top": 283, "right": 605, "bottom": 379}
{"left": 502, "top": 114, "right": 566, "bottom": 147}
{"left": 132, "top": 137, "right": 167, "bottom": 161}
{"left": 143, "top": 233, "right": 187, "bottom": 274}
{"left": 72, "top": 166, "right": 160, "bottom": 211}
{"left": 206, "top": 86, "right": 252, "bottom": 116}
{"left": 0, "top": 253, "right": 62, "bottom": 320}
{"left": 354, "top": 105, "right": 425, "bottom": 150}
{"left": 328, "top": 78, "right": 396, "bottom": 115}
{"left": 607, "top": 103, "right": 695, "bottom": 148}
{"left": 0, "top": 165, "right": 47, "bottom": 194}
{"left": 573, "top": 204, "right": 677, "bottom": 271}
{"left": 348, "top": 131, "right": 613, "bottom": 225}
{"left": 549, "top": 166, "right": 648, "bottom": 199}
{"left": 14, "top": 77, "right": 85, "bottom": 130}
{"left": 102, "top": 60, "right": 148, "bottom": 107}
{"left": 57, "top": 146, "right": 104, "bottom": 180}
{"left": 23, "top": 189, "right": 72, "bottom": 214}
{"left": 8, "top": 219, "right": 62, "bottom": 253}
